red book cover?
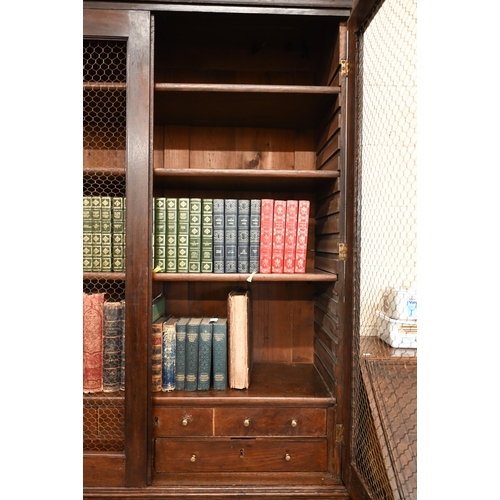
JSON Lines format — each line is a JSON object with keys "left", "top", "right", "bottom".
{"left": 271, "top": 200, "right": 287, "bottom": 273}
{"left": 283, "top": 200, "right": 299, "bottom": 273}
{"left": 294, "top": 200, "right": 310, "bottom": 273}
{"left": 83, "top": 293, "right": 105, "bottom": 393}
{"left": 259, "top": 199, "right": 274, "bottom": 273}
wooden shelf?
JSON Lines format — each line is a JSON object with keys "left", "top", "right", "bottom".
{"left": 153, "top": 363, "right": 335, "bottom": 407}
{"left": 154, "top": 84, "right": 340, "bottom": 128}
{"left": 84, "top": 272, "right": 126, "bottom": 280}
{"left": 152, "top": 271, "right": 337, "bottom": 282}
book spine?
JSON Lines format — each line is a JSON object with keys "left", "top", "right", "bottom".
{"left": 259, "top": 199, "right": 274, "bottom": 273}
{"left": 175, "top": 319, "right": 188, "bottom": 390}
{"left": 152, "top": 296, "right": 166, "bottom": 324}
{"left": 197, "top": 318, "right": 213, "bottom": 390}
{"left": 177, "top": 198, "right": 190, "bottom": 272}
{"left": 83, "top": 197, "right": 93, "bottom": 272}
{"left": 237, "top": 199, "right": 250, "bottom": 273}
{"left": 212, "top": 319, "right": 228, "bottom": 390}
{"left": 166, "top": 198, "right": 178, "bottom": 273}
{"left": 152, "top": 318, "right": 164, "bottom": 392}
{"left": 283, "top": 199, "right": 299, "bottom": 273}
{"left": 201, "top": 199, "right": 213, "bottom": 273}
{"left": 224, "top": 199, "right": 238, "bottom": 273}
{"left": 271, "top": 200, "right": 287, "bottom": 273}
{"left": 123, "top": 197, "right": 127, "bottom": 271}
{"left": 101, "top": 197, "right": 113, "bottom": 272}
{"left": 185, "top": 318, "right": 200, "bottom": 391}
{"left": 120, "top": 299, "right": 126, "bottom": 391}
{"left": 103, "top": 301, "right": 123, "bottom": 392}
{"left": 162, "top": 319, "right": 177, "bottom": 392}
{"left": 213, "top": 199, "right": 225, "bottom": 273}
{"left": 295, "top": 200, "right": 311, "bottom": 273}
{"left": 188, "top": 198, "right": 202, "bottom": 272}
{"left": 249, "top": 199, "right": 261, "bottom": 274}
{"left": 112, "top": 197, "right": 125, "bottom": 272}
{"left": 154, "top": 197, "right": 167, "bottom": 272}
{"left": 83, "top": 293, "right": 105, "bottom": 393}
{"left": 91, "top": 196, "right": 102, "bottom": 272}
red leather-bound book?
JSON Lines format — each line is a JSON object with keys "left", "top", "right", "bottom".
{"left": 259, "top": 199, "right": 274, "bottom": 274}
{"left": 271, "top": 200, "right": 287, "bottom": 273}
{"left": 83, "top": 293, "right": 105, "bottom": 393}
{"left": 283, "top": 200, "right": 299, "bottom": 273}
{"left": 294, "top": 200, "right": 310, "bottom": 273}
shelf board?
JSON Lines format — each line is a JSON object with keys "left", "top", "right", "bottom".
{"left": 84, "top": 272, "right": 126, "bottom": 280}
{"left": 83, "top": 82, "right": 126, "bottom": 90}
{"left": 153, "top": 168, "right": 339, "bottom": 191}
{"left": 153, "top": 270, "right": 337, "bottom": 282}
{"left": 153, "top": 363, "right": 335, "bottom": 407}
{"left": 83, "top": 167, "right": 126, "bottom": 176}
{"left": 154, "top": 83, "right": 340, "bottom": 128}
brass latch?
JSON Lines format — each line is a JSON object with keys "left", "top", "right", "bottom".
{"left": 340, "top": 59, "right": 349, "bottom": 77}
{"left": 336, "top": 424, "right": 344, "bottom": 443}
{"left": 339, "top": 243, "right": 347, "bottom": 261}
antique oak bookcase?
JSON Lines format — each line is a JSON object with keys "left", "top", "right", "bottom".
{"left": 83, "top": 1, "right": 370, "bottom": 499}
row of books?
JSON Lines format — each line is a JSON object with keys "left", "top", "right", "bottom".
{"left": 153, "top": 197, "right": 310, "bottom": 274}
{"left": 83, "top": 196, "right": 126, "bottom": 272}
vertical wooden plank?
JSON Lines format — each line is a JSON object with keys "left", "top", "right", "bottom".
{"left": 163, "top": 125, "right": 190, "bottom": 169}
{"left": 189, "top": 126, "right": 236, "bottom": 169}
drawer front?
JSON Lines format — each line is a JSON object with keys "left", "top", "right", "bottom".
{"left": 154, "top": 438, "right": 327, "bottom": 473}
{"left": 214, "top": 407, "right": 327, "bottom": 437}
{"left": 153, "top": 407, "right": 213, "bottom": 437}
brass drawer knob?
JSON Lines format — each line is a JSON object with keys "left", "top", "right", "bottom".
{"left": 291, "top": 419, "right": 297, "bottom": 427}
{"left": 182, "top": 419, "right": 188, "bottom": 426}
{"left": 285, "top": 453, "right": 291, "bottom": 461}
{"left": 243, "top": 419, "right": 250, "bottom": 427}
{"left": 190, "top": 454, "right": 196, "bottom": 462}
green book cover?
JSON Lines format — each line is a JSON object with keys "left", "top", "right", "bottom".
{"left": 175, "top": 316, "right": 190, "bottom": 390}
{"left": 201, "top": 199, "right": 213, "bottom": 273}
{"left": 112, "top": 197, "right": 125, "bottom": 272}
{"left": 154, "top": 197, "right": 167, "bottom": 272}
{"left": 91, "top": 196, "right": 102, "bottom": 272}
{"left": 188, "top": 198, "right": 202, "bottom": 272}
{"left": 166, "top": 198, "right": 178, "bottom": 273}
{"left": 101, "top": 197, "right": 112, "bottom": 272}
{"left": 185, "top": 317, "right": 201, "bottom": 391}
{"left": 83, "top": 196, "right": 93, "bottom": 272}
{"left": 197, "top": 317, "right": 213, "bottom": 390}
{"left": 152, "top": 295, "right": 166, "bottom": 323}
{"left": 212, "top": 317, "right": 228, "bottom": 390}
{"left": 177, "top": 198, "right": 189, "bottom": 272}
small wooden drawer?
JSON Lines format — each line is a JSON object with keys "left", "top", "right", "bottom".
{"left": 153, "top": 408, "right": 213, "bottom": 437}
{"left": 214, "top": 407, "right": 327, "bottom": 437}
{"left": 154, "top": 438, "right": 327, "bottom": 473}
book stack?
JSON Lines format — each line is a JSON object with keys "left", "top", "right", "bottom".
{"left": 83, "top": 195, "right": 126, "bottom": 272}
{"left": 151, "top": 197, "right": 310, "bottom": 274}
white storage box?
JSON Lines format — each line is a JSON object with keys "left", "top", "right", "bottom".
{"left": 383, "top": 287, "right": 417, "bottom": 321}
{"left": 376, "top": 310, "right": 417, "bottom": 349}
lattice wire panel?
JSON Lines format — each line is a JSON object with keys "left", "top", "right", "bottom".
{"left": 351, "top": 1, "right": 417, "bottom": 499}
{"left": 83, "top": 40, "right": 127, "bottom": 452}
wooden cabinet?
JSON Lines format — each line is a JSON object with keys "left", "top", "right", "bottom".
{"left": 83, "top": 1, "right": 361, "bottom": 499}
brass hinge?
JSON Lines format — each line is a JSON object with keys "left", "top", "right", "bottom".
{"left": 339, "top": 243, "right": 347, "bottom": 261}
{"left": 336, "top": 424, "right": 344, "bottom": 443}
{"left": 340, "top": 59, "right": 349, "bottom": 77}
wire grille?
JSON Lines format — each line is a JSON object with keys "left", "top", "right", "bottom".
{"left": 351, "top": 0, "right": 417, "bottom": 498}
{"left": 83, "top": 39, "right": 127, "bottom": 452}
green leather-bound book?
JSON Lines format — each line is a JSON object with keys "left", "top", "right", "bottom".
{"left": 185, "top": 317, "right": 201, "bottom": 391}
{"left": 197, "top": 317, "right": 213, "bottom": 390}
{"left": 188, "top": 198, "right": 202, "bottom": 273}
{"left": 212, "top": 317, "right": 228, "bottom": 390}
{"left": 177, "top": 198, "right": 189, "bottom": 273}
{"left": 101, "top": 197, "right": 112, "bottom": 272}
{"left": 91, "top": 196, "right": 102, "bottom": 272}
{"left": 83, "top": 196, "right": 92, "bottom": 272}
{"left": 201, "top": 199, "right": 213, "bottom": 273}
{"left": 112, "top": 197, "right": 125, "bottom": 272}
{"left": 175, "top": 316, "right": 190, "bottom": 390}
{"left": 166, "top": 198, "right": 178, "bottom": 273}
{"left": 154, "top": 197, "right": 167, "bottom": 272}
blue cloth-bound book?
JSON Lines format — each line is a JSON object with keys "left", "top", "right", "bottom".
{"left": 162, "top": 316, "right": 178, "bottom": 392}
{"left": 175, "top": 317, "right": 190, "bottom": 390}
{"left": 249, "top": 199, "right": 261, "bottom": 273}
{"left": 185, "top": 317, "right": 202, "bottom": 391}
{"left": 197, "top": 317, "right": 213, "bottom": 390}
{"left": 212, "top": 317, "right": 228, "bottom": 390}
{"left": 224, "top": 199, "right": 238, "bottom": 273}
{"left": 237, "top": 199, "right": 250, "bottom": 273}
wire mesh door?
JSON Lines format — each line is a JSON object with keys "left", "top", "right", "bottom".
{"left": 351, "top": 0, "right": 417, "bottom": 499}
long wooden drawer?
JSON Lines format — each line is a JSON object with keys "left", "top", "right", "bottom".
{"left": 214, "top": 407, "right": 327, "bottom": 437}
{"left": 154, "top": 438, "right": 327, "bottom": 473}
{"left": 153, "top": 407, "right": 213, "bottom": 437}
